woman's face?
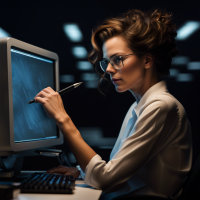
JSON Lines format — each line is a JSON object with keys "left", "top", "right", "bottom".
{"left": 102, "top": 36, "right": 149, "bottom": 93}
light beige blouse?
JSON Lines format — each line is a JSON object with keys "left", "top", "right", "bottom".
{"left": 78, "top": 80, "right": 193, "bottom": 199}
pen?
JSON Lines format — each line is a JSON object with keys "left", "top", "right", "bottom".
{"left": 28, "top": 82, "right": 83, "bottom": 104}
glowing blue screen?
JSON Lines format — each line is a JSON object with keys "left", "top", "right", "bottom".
{"left": 11, "top": 48, "right": 58, "bottom": 143}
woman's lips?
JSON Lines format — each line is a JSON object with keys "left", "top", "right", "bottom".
{"left": 112, "top": 78, "right": 121, "bottom": 83}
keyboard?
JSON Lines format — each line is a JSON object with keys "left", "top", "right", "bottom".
{"left": 20, "top": 173, "right": 76, "bottom": 194}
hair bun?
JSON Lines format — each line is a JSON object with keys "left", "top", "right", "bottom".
{"left": 149, "top": 9, "right": 178, "bottom": 46}
{"left": 151, "top": 9, "right": 172, "bottom": 23}
{"left": 146, "top": 9, "right": 179, "bottom": 75}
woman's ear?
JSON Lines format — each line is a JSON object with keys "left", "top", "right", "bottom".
{"left": 144, "top": 54, "right": 154, "bottom": 69}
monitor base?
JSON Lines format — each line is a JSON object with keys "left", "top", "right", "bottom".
{"left": 0, "top": 156, "right": 24, "bottom": 178}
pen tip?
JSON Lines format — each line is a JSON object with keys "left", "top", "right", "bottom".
{"left": 28, "top": 99, "right": 35, "bottom": 104}
{"left": 74, "top": 82, "right": 83, "bottom": 88}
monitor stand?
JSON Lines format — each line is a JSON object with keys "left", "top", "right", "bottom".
{"left": 0, "top": 156, "right": 24, "bottom": 178}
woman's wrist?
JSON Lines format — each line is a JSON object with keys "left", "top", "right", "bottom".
{"left": 55, "top": 112, "right": 80, "bottom": 139}
{"left": 54, "top": 112, "right": 70, "bottom": 126}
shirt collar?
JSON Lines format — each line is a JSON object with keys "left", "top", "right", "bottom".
{"left": 133, "top": 80, "right": 168, "bottom": 117}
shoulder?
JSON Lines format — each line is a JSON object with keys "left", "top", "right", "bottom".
{"left": 139, "top": 92, "right": 179, "bottom": 118}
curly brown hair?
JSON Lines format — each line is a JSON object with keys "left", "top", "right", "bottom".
{"left": 88, "top": 8, "right": 179, "bottom": 94}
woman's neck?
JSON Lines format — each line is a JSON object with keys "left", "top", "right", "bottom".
{"left": 130, "top": 74, "right": 162, "bottom": 103}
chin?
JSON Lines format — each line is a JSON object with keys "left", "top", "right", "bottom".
{"left": 115, "top": 86, "right": 127, "bottom": 93}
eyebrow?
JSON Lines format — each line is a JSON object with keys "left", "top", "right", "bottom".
{"left": 104, "top": 52, "right": 124, "bottom": 60}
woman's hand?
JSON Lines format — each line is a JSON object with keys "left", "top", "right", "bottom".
{"left": 46, "top": 165, "right": 80, "bottom": 179}
{"left": 34, "top": 87, "right": 68, "bottom": 123}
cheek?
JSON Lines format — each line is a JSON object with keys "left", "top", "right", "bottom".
{"left": 122, "top": 64, "right": 145, "bottom": 83}
{"left": 114, "top": 68, "right": 144, "bottom": 93}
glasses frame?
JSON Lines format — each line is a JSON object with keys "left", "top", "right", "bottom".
{"left": 99, "top": 53, "right": 134, "bottom": 72}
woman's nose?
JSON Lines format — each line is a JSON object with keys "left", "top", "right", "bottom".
{"left": 106, "top": 63, "right": 117, "bottom": 74}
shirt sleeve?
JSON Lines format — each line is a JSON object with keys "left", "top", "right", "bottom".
{"left": 76, "top": 165, "right": 86, "bottom": 179}
{"left": 84, "top": 99, "right": 179, "bottom": 191}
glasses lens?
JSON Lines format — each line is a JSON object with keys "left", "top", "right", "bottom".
{"left": 99, "top": 60, "right": 108, "bottom": 72}
{"left": 111, "top": 56, "right": 123, "bottom": 69}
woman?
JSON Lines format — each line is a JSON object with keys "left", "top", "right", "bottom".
{"left": 35, "top": 8, "right": 192, "bottom": 199}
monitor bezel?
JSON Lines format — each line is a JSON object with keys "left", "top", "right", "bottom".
{"left": 6, "top": 38, "right": 63, "bottom": 152}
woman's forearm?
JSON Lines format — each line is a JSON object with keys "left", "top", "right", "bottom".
{"left": 56, "top": 114, "right": 97, "bottom": 172}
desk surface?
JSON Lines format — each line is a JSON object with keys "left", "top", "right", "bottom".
{"left": 15, "top": 180, "right": 102, "bottom": 200}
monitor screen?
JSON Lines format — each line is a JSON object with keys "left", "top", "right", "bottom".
{"left": 11, "top": 48, "right": 58, "bottom": 143}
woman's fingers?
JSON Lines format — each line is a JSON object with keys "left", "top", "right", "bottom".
{"left": 35, "top": 88, "right": 59, "bottom": 103}
{"left": 46, "top": 166, "right": 68, "bottom": 174}
{"left": 43, "top": 87, "right": 53, "bottom": 94}
{"left": 35, "top": 87, "right": 54, "bottom": 99}
{"left": 46, "top": 87, "right": 55, "bottom": 92}
{"left": 47, "top": 168, "right": 65, "bottom": 174}
{"left": 34, "top": 96, "right": 45, "bottom": 104}
{"left": 45, "top": 165, "right": 63, "bottom": 173}
{"left": 34, "top": 90, "right": 49, "bottom": 100}
{"left": 46, "top": 166, "right": 80, "bottom": 178}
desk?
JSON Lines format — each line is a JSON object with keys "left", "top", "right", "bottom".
{"left": 15, "top": 180, "right": 102, "bottom": 200}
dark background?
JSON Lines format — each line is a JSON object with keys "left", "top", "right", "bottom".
{"left": 0, "top": 0, "right": 199, "bottom": 170}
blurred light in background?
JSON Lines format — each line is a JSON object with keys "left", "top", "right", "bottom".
{"left": 79, "top": 127, "right": 116, "bottom": 149}
{"left": 0, "top": 27, "right": 11, "bottom": 38}
{"left": 172, "top": 56, "right": 190, "bottom": 65}
{"left": 176, "top": 21, "right": 200, "bottom": 40}
{"left": 170, "top": 69, "right": 180, "bottom": 77}
{"left": 187, "top": 62, "right": 200, "bottom": 70}
{"left": 60, "top": 74, "right": 75, "bottom": 83}
{"left": 81, "top": 73, "right": 97, "bottom": 81}
{"left": 72, "top": 46, "right": 87, "bottom": 58}
{"left": 76, "top": 61, "right": 93, "bottom": 70}
{"left": 84, "top": 81, "right": 98, "bottom": 88}
{"left": 81, "top": 73, "right": 98, "bottom": 88}
{"left": 176, "top": 73, "right": 194, "bottom": 82}
{"left": 63, "top": 24, "right": 83, "bottom": 42}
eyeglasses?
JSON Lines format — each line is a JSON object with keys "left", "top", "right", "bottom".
{"left": 99, "top": 54, "right": 134, "bottom": 72}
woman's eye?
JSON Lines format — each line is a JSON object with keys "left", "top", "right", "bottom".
{"left": 113, "top": 56, "right": 122, "bottom": 64}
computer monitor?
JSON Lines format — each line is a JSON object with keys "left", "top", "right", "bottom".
{"left": 0, "top": 37, "right": 63, "bottom": 156}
